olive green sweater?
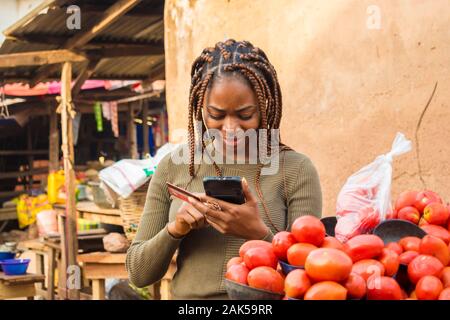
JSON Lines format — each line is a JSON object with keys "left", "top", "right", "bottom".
{"left": 126, "top": 145, "right": 322, "bottom": 299}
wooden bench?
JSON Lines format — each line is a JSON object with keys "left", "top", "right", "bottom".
{"left": 0, "top": 272, "right": 45, "bottom": 300}
{"left": 77, "top": 252, "right": 128, "bottom": 300}
{"left": 77, "top": 251, "right": 177, "bottom": 300}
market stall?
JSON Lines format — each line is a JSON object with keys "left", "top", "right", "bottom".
{"left": 0, "top": 0, "right": 168, "bottom": 300}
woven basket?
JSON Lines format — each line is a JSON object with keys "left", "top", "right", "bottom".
{"left": 118, "top": 180, "right": 150, "bottom": 241}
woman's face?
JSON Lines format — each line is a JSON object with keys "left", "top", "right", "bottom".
{"left": 203, "top": 75, "right": 260, "bottom": 156}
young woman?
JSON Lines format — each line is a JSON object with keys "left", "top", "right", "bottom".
{"left": 126, "top": 39, "right": 322, "bottom": 299}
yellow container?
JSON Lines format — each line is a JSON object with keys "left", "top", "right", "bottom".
{"left": 47, "top": 170, "right": 65, "bottom": 204}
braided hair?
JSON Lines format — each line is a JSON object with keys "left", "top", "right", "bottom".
{"left": 187, "top": 39, "right": 291, "bottom": 232}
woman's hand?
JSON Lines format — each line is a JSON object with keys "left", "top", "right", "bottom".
{"left": 167, "top": 200, "right": 208, "bottom": 238}
{"left": 188, "top": 178, "right": 270, "bottom": 240}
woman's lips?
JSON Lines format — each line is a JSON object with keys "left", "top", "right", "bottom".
{"left": 223, "top": 135, "right": 243, "bottom": 147}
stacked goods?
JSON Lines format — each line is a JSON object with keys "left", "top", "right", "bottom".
{"left": 225, "top": 215, "right": 450, "bottom": 300}
{"left": 393, "top": 190, "right": 450, "bottom": 240}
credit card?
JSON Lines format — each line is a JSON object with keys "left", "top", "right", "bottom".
{"left": 167, "top": 182, "right": 201, "bottom": 203}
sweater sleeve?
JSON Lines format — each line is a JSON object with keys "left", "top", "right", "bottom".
{"left": 286, "top": 155, "right": 323, "bottom": 230}
{"left": 126, "top": 154, "right": 182, "bottom": 288}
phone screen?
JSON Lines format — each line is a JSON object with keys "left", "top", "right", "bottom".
{"left": 203, "top": 176, "right": 245, "bottom": 204}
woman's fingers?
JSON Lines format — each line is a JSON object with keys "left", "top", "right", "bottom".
{"left": 179, "top": 211, "right": 196, "bottom": 229}
{"left": 186, "top": 206, "right": 207, "bottom": 228}
{"left": 195, "top": 194, "right": 234, "bottom": 212}
{"left": 241, "top": 177, "right": 257, "bottom": 204}
{"left": 188, "top": 196, "right": 224, "bottom": 220}
{"left": 206, "top": 217, "right": 226, "bottom": 234}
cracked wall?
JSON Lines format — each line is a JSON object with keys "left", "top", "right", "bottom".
{"left": 164, "top": 0, "right": 450, "bottom": 216}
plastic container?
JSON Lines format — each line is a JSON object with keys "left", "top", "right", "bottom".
{"left": 279, "top": 260, "right": 304, "bottom": 276}
{"left": 0, "top": 259, "right": 30, "bottom": 275}
{"left": 0, "top": 252, "right": 16, "bottom": 271}
{"left": 224, "top": 279, "right": 283, "bottom": 300}
{"left": 47, "top": 170, "right": 65, "bottom": 204}
{"left": 88, "top": 182, "right": 113, "bottom": 209}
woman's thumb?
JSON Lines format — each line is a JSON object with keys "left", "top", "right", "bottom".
{"left": 242, "top": 177, "right": 256, "bottom": 203}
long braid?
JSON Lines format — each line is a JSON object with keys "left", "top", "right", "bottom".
{"left": 187, "top": 39, "right": 292, "bottom": 231}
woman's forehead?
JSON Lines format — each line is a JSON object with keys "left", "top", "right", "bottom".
{"left": 205, "top": 76, "right": 257, "bottom": 110}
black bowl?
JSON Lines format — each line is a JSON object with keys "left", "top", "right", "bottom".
{"left": 224, "top": 279, "right": 284, "bottom": 300}
{"left": 279, "top": 260, "right": 304, "bottom": 276}
{"left": 320, "top": 216, "right": 337, "bottom": 237}
{"left": 373, "top": 219, "right": 426, "bottom": 244}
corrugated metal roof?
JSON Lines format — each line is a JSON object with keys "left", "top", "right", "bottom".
{"left": 0, "top": 0, "right": 165, "bottom": 82}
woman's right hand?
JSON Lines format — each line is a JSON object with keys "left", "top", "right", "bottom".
{"left": 167, "top": 201, "right": 208, "bottom": 238}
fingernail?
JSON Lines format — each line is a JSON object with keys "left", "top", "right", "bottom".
{"left": 242, "top": 177, "right": 248, "bottom": 186}
{"left": 188, "top": 197, "right": 194, "bottom": 203}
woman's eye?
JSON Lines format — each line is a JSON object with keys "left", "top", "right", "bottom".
{"left": 209, "top": 114, "right": 224, "bottom": 120}
{"left": 239, "top": 114, "right": 253, "bottom": 120}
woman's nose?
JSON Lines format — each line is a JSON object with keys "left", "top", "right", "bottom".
{"left": 222, "top": 116, "right": 241, "bottom": 132}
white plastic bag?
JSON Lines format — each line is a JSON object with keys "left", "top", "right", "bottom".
{"left": 335, "top": 132, "right": 412, "bottom": 242}
{"left": 99, "top": 159, "right": 156, "bottom": 199}
{"left": 98, "top": 143, "right": 179, "bottom": 199}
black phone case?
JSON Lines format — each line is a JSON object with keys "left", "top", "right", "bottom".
{"left": 203, "top": 176, "right": 245, "bottom": 205}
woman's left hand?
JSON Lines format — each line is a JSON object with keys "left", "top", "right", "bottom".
{"left": 187, "top": 178, "right": 270, "bottom": 240}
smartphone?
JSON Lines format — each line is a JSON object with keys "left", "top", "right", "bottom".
{"left": 203, "top": 176, "right": 245, "bottom": 205}
{"left": 167, "top": 182, "right": 201, "bottom": 203}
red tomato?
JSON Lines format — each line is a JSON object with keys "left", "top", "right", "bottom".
{"left": 397, "top": 206, "right": 420, "bottom": 225}
{"left": 438, "top": 287, "right": 450, "bottom": 300}
{"left": 344, "top": 234, "right": 384, "bottom": 262}
{"left": 395, "top": 190, "right": 419, "bottom": 211}
{"left": 399, "top": 251, "right": 420, "bottom": 265}
{"left": 291, "top": 215, "right": 325, "bottom": 246}
{"left": 321, "top": 237, "right": 345, "bottom": 251}
{"left": 419, "top": 235, "right": 450, "bottom": 266}
{"left": 386, "top": 242, "right": 403, "bottom": 255}
{"left": 286, "top": 243, "right": 317, "bottom": 267}
{"left": 408, "top": 255, "right": 444, "bottom": 284}
{"left": 423, "top": 202, "right": 449, "bottom": 226}
{"left": 415, "top": 275, "right": 443, "bottom": 300}
{"left": 421, "top": 225, "right": 450, "bottom": 244}
{"left": 379, "top": 248, "right": 400, "bottom": 277}
{"left": 440, "top": 267, "right": 450, "bottom": 288}
{"left": 344, "top": 273, "right": 367, "bottom": 299}
{"left": 366, "top": 276, "right": 403, "bottom": 300}
{"left": 247, "top": 266, "right": 284, "bottom": 294}
{"left": 414, "top": 190, "right": 443, "bottom": 213}
{"left": 284, "top": 269, "right": 311, "bottom": 299}
{"left": 419, "top": 217, "right": 430, "bottom": 227}
{"left": 225, "top": 263, "right": 249, "bottom": 285}
{"left": 399, "top": 236, "right": 421, "bottom": 252}
{"left": 226, "top": 257, "right": 243, "bottom": 270}
{"left": 239, "top": 240, "right": 272, "bottom": 258}
{"left": 272, "top": 231, "right": 297, "bottom": 261}
{"left": 244, "top": 247, "right": 278, "bottom": 270}
{"left": 304, "top": 281, "right": 347, "bottom": 300}
{"left": 351, "top": 259, "right": 385, "bottom": 282}
{"left": 305, "top": 248, "right": 353, "bottom": 282}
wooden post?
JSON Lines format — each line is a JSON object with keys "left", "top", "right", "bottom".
{"left": 48, "top": 104, "right": 59, "bottom": 172}
{"left": 142, "top": 101, "right": 149, "bottom": 156}
{"left": 27, "top": 122, "right": 34, "bottom": 189}
{"left": 160, "top": 109, "right": 166, "bottom": 145}
{"left": 60, "top": 62, "right": 79, "bottom": 300}
{"left": 127, "top": 103, "right": 138, "bottom": 159}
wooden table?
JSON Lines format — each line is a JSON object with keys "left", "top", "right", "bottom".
{"left": 77, "top": 252, "right": 128, "bottom": 300}
{"left": 55, "top": 202, "right": 176, "bottom": 300}
{"left": 0, "top": 272, "right": 45, "bottom": 300}
{"left": 76, "top": 201, "right": 123, "bottom": 226}
{"left": 19, "top": 239, "right": 60, "bottom": 300}
{"left": 0, "top": 207, "right": 17, "bottom": 222}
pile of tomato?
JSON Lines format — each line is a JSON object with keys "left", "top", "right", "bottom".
{"left": 225, "top": 215, "right": 450, "bottom": 300}
{"left": 392, "top": 190, "right": 450, "bottom": 234}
